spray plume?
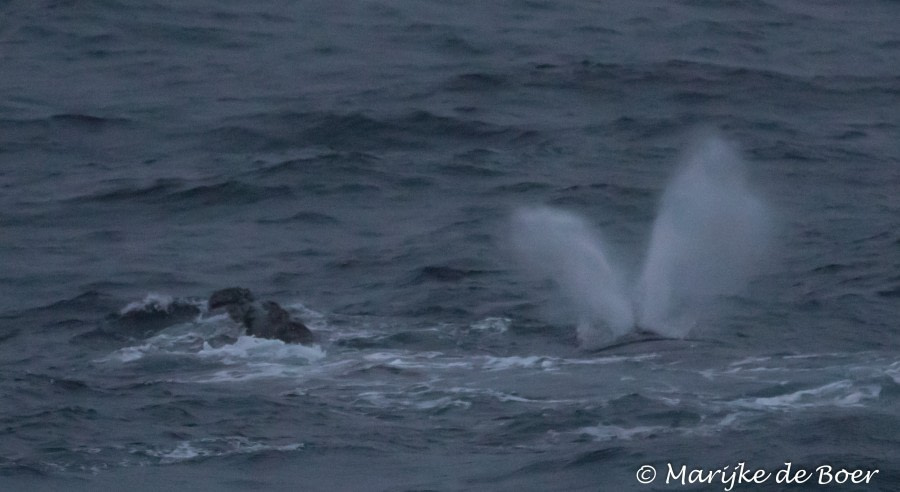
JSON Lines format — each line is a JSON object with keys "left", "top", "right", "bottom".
{"left": 510, "top": 135, "right": 772, "bottom": 347}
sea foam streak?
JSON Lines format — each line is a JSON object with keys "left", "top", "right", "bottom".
{"left": 511, "top": 135, "right": 772, "bottom": 346}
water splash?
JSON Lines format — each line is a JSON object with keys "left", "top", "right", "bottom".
{"left": 636, "top": 136, "right": 772, "bottom": 335}
{"left": 510, "top": 207, "right": 634, "bottom": 346}
{"left": 510, "top": 134, "right": 772, "bottom": 346}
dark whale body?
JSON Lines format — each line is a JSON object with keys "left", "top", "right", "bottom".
{"left": 208, "top": 287, "right": 315, "bottom": 345}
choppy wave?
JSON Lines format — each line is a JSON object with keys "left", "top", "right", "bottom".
{"left": 141, "top": 437, "right": 305, "bottom": 465}
{"left": 71, "top": 179, "right": 293, "bottom": 207}
{"left": 731, "top": 380, "right": 881, "bottom": 410}
{"left": 195, "top": 110, "right": 531, "bottom": 153}
{"left": 2, "top": 0, "right": 899, "bottom": 488}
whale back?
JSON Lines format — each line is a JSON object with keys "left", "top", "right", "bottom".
{"left": 208, "top": 288, "right": 315, "bottom": 345}
{"left": 208, "top": 287, "right": 255, "bottom": 310}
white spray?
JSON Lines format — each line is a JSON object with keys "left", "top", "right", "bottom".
{"left": 510, "top": 135, "right": 772, "bottom": 346}
{"left": 510, "top": 207, "right": 634, "bottom": 345}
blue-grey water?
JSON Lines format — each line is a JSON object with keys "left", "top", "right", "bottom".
{"left": 1, "top": 0, "right": 899, "bottom": 490}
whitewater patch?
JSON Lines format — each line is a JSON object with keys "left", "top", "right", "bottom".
{"left": 120, "top": 293, "right": 181, "bottom": 315}
{"left": 140, "top": 437, "right": 304, "bottom": 465}
{"left": 359, "top": 350, "right": 657, "bottom": 374}
{"left": 98, "top": 311, "right": 325, "bottom": 366}
{"left": 355, "top": 390, "right": 472, "bottom": 412}
{"left": 468, "top": 317, "right": 511, "bottom": 334}
{"left": 730, "top": 380, "right": 881, "bottom": 411}
{"left": 352, "top": 383, "right": 587, "bottom": 412}
{"left": 887, "top": 361, "right": 900, "bottom": 385}
{"left": 97, "top": 331, "right": 208, "bottom": 363}
{"left": 284, "top": 301, "right": 329, "bottom": 330}
{"left": 446, "top": 386, "right": 584, "bottom": 405}
{"left": 117, "top": 292, "right": 207, "bottom": 320}
{"left": 178, "top": 337, "right": 325, "bottom": 383}
{"left": 579, "top": 424, "right": 669, "bottom": 442}
{"left": 196, "top": 335, "right": 326, "bottom": 364}
{"left": 96, "top": 317, "right": 325, "bottom": 383}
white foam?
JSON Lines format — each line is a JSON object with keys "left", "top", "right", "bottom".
{"left": 362, "top": 351, "right": 472, "bottom": 370}
{"left": 482, "top": 355, "right": 554, "bottom": 371}
{"left": 887, "top": 361, "right": 900, "bottom": 384}
{"left": 729, "top": 356, "right": 772, "bottom": 367}
{"left": 354, "top": 384, "right": 584, "bottom": 412}
{"left": 413, "top": 396, "right": 471, "bottom": 411}
{"left": 357, "top": 351, "right": 657, "bottom": 374}
{"left": 173, "top": 337, "right": 326, "bottom": 383}
{"left": 479, "top": 353, "right": 656, "bottom": 372}
{"left": 144, "top": 437, "right": 304, "bottom": 464}
{"left": 119, "top": 293, "right": 176, "bottom": 315}
{"left": 355, "top": 390, "right": 471, "bottom": 411}
{"left": 284, "top": 301, "right": 329, "bottom": 330}
{"left": 717, "top": 412, "right": 743, "bottom": 428}
{"left": 561, "top": 353, "right": 658, "bottom": 366}
{"left": 446, "top": 386, "right": 581, "bottom": 405}
{"left": 364, "top": 350, "right": 443, "bottom": 362}
{"left": 99, "top": 311, "right": 325, "bottom": 366}
{"left": 579, "top": 424, "right": 666, "bottom": 441}
{"left": 192, "top": 363, "right": 315, "bottom": 383}
{"left": 197, "top": 335, "right": 326, "bottom": 364}
{"left": 733, "top": 380, "right": 881, "bottom": 410}
{"left": 110, "top": 343, "right": 155, "bottom": 363}
{"left": 469, "top": 317, "right": 511, "bottom": 334}
{"left": 581, "top": 407, "right": 760, "bottom": 442}
{"left": 98, "top": 321, "right": 326, "bottom": 383}
{"left": 97, "top": 332, "right": 203, "bottom": 363}
{"left": 156, "top": 441, "right": 202, "bottom": 463}
{"left": 449, "top": 387, "right": 531, "bottom": 403}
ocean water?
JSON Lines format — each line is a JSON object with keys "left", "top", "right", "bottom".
{"left": 1, "top": 0, "right": 899, "bottom": 490}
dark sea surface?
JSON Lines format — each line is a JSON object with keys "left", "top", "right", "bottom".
{"left": 1, "top": 0, "right": 899, "bottom": 490}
